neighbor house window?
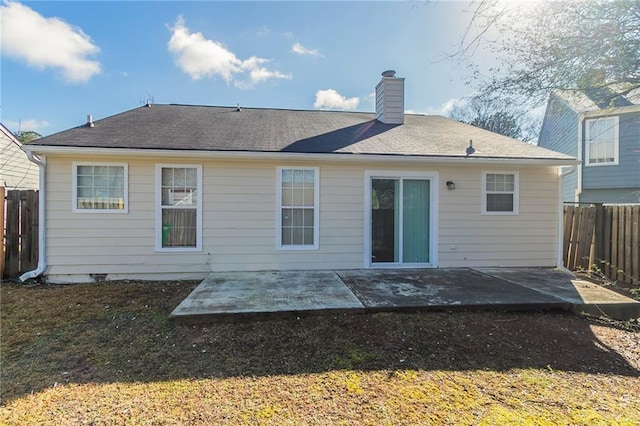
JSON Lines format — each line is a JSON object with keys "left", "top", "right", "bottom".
{"left": 73, "top": 163, "right": 128, "bottom": 213}
{"left": 277, "top": 167, "right": 319, "bottom": 249}
{"left": 585, "top": 116, "right": 619, "bottom": 166}
{"left": 482, "top": 172, "right": 519, "bottom": 215}
{"left": 156, "top": 165, "right": 202, "bottom": 251}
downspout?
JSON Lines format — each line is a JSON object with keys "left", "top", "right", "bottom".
{"left": 557, "top": 164, "right": 577, "bottom": 268}
{"left": 575, "top": 113, "right": 584, "bottom": 202}
{"left": 19, "top": 151, "right": 46, "bottom": 282}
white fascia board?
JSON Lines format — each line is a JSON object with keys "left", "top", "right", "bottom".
{"left": 582, "top": 104, "right": 640, "bottom": 118}
{"left": 0, "top": 123, "right": 22, "bottom": 147}
{"left": 22, "top": 145, "right": 579, "bottom": 166}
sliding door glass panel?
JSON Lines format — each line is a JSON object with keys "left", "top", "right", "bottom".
{"left": 402, "top": 179, "right": 430, "bottom": 263}
{"left": 371, "top": 179, "right": 399, "bottom": 263}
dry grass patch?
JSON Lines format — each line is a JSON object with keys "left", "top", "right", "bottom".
{"left": 1, "top": 279, "right": 639, "bottom": 424}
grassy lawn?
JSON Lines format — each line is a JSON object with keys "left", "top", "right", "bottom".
{"left": 1, "top": 279, "right": 639, "bottom": 425}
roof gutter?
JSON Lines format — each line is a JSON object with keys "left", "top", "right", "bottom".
{"left": 19, "top": 152, "right": 46, "bottom": 282}
{"left": 22, "top": 145, "right": 579, "bottom": 167}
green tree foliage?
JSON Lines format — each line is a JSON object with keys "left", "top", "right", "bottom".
{"left": 13, "top": 130, "right": 41, "bottom": 143}
{"left": 448, "top": 95, "right": 539, "bottom": 142}
{"left": 456, "top": 0, "right": 640, "bottom": 106}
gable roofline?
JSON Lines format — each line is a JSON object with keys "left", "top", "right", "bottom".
{"left": 582, "top": 104, "right": 640, "bottom": 118}
{"left": 0, "top": 122, "right": 21, "bottom": 149}
{"left": 22, "top": 144, "right": 579, "bottom": 167}
{"left": 539, "top": 93, "right": 575, "bottom": 141}
{"left": 552, "top": 86, "right": 640, "bottom": 114}
{"left": 547, "top": 91, "right": 579, "bottom": 114}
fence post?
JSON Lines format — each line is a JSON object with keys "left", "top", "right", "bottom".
{"left": 5, "top": 191, "right": 19, "bottom": 277}
{"left": 617, "top": 207, "right": 626, "bottom": 283}
{"left": 563, "top": 206, "right": 574, "bottom": 269}
{"left": 20, "top": 190, "right": 38, "bottom": 273}
{"left": 632, "top": 205, "right": 639, "bottom": 285}
{"left": 603, "top": 206, "right": 612, "bottom": 279}
{"left": 0, "top": 187, "right": 4, "bottom": 279}
{"left": 576, "top": 206, "right": 596, "bottom": 270}
{"left": 593, "top": 203, "right": 604, "bottom": 271}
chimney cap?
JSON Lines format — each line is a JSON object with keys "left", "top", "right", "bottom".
{"left": 381, "top": 70, "right": 396, "bottom": 78}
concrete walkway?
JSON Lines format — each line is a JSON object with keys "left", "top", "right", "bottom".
{"left": 170, "top": 268, "right": 640, "bottom": 323}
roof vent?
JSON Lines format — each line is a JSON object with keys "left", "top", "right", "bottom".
{"left": 381, "top": 70, "right": 396, "bottom": 78}
{"left": 235, "top": 103, "right": 241, "bottom": 112}
{"left": 86, "top": 114, "right": 94, "bottom": 128}
{"left": 466, "top": 140, "right": 475, "bottom": 156}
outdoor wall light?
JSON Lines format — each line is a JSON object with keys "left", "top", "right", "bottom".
{"left": 446, "top": 181, "right": 456, "bottom": 190}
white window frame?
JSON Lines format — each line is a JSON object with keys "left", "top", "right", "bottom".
{"left": 482, "top": 171, "right": 519, "bottom": 215}
{"left": 155, "top": 164, "right": 203, "bottom": 252}
{"left": 364, "top": 170, "right": 439, "bottom": 268}
{"left": 585, "top": 116, "right": 619, "bottom": 166}
{"left": 276, "top": 166, "right": 320, "bottom": 250}
{"left": 72, "top": 162, "right": 128, "bottom": 213}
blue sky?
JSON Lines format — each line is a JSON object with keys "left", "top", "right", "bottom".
{"left": 1, "top": 1, "right": 500, "bottom": 136}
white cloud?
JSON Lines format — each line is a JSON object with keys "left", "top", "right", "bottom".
{"left": 168, "top": 16, "right": 241, "bottom": 81}
{"left": 440, "top": 98, "right": 466, "bottom": 115}
{"left": 255, "top": 26, "right": 270, "bottom": 38}
{"left": 5, "top": 119, "right": 50, "bottom": 133}
{"left": 0, "top": 1, "right": 101, "bottom": 83}
{"left": 291, "top": 42, "right": 322, "bottom": 57}
{"left": 247, "top": 67, "right": 291, "bottom": 84}
{"left": 168, "top": 16, "right": 290, "bottom": 88}
{"left": 313, "top": 89, "right": 359, "bottom": 110}
{"left": 422, "top": 98, "right": 467, "bottom": 116}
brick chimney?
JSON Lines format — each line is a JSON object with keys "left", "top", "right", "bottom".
{"left": 375, "top": 70, "right": 404, "bottom": 124}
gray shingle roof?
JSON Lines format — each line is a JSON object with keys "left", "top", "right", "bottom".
{"left": 29, "top": 104, "right": 574, "bottom": 161}
{"left": 554, "top": 85, "right": 640, "bottom": 112}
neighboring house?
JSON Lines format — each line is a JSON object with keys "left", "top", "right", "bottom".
{"left": 538, "top": 87, "right": 640, "bottom": 204}
{"left": 23, "top": 71, "right": 576, "bottom": 283}
{"left": 0, "top": 122, "right": 39, "bottom": 190}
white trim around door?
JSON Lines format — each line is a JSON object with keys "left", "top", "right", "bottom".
{"left": 364, "top": 170, "right": 439, "bottom": 268}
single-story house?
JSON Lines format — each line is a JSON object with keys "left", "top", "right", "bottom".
{"left": 22, "top": 71, "right": 577, "bottom": 283}
{"left": 1, "top": 122, "right": 40, "bottom": 190}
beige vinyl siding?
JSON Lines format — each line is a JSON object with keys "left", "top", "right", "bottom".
{"left": 47, "top": 157, "right": 203, "bottom": 278}
{"left": 43, "top": 155, "right": 561, "bottom": 281}
{"left": 438, "top": 165, "right": 559, "bottom": 267}
{"left": 0, "top": 132, "right": 39, "bottom": 190}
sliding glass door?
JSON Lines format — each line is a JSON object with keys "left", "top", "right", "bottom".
{"left": 370, "top": 177, "right": 430, "bottom": 265}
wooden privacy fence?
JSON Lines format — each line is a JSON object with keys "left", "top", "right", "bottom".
{"left": 564, "top": 204, "right": 640, "bottom": 285}
{"left": 1, "top": 188, "right": 39, "bottom": 279}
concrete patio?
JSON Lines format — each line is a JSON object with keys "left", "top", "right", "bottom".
{"left": 169, "top": 268, "right": 640, "bottom": 323}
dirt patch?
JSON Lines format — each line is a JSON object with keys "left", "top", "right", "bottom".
{"left": 1, "top": 279, "right": 638, "bottom": 423}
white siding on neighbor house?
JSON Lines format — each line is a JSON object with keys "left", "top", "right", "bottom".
{"left": 43, "top": 155, "right": 561, "bottom": 281}
{"left": 0, "top": 131, "right": 39, "bottom": 190}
